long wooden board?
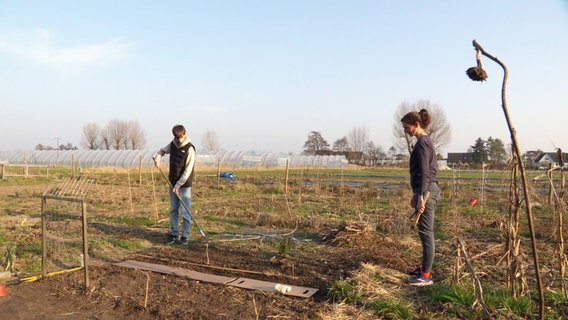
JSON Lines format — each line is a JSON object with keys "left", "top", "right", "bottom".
{"left": 114, "top": 259, "right": 318, "bottom": 298}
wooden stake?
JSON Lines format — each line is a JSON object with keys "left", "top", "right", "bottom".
{"left": 144, "top": 273, "right": 150, "bottom": 309}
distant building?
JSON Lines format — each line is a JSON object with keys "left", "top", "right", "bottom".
{"left": 522, "top": 150, "right": 543, "bottom": 164}
{"left": 534, "top": 151, "right": 568, "bottom": 170}
{"left": 315, "top": 150, "right": 364, "bottom": 165}
{"left": 447, "top": 152, "right": 473, "bottom": 166}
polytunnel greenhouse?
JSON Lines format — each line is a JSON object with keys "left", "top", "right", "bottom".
{"left": 0, "top": 150, "right": 348, "bottom": 168}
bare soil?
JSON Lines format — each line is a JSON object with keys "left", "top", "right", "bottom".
{"left": 0, "top": 181, "right": 414, "bottom": 320}
{"left": 3, "top": 170, "right": 565, "bottom": 319}
{"left": 0, "top": 227, "right": 409, "bottom": 320}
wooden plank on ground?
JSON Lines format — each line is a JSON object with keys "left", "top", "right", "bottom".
{"left": 114, "top": 259, "right": 318, "bottom": 298}
{"left": 115, "top": 260, "right": 176, "bottom": 274}
{"left": 228, "top": 277, "right": 319, "bottom": 298}
{"left": 171, "top": 267, "right": 236, "bottom": 284}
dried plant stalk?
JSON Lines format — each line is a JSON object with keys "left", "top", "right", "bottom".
{"left": 467, "top": 39, "right": 544, "bottom": 319}
{"left": 506, "top": 153, "right": 525, "bottom": 298}
{"left": 456, "top": 239, "right": 491, "bottom": 316}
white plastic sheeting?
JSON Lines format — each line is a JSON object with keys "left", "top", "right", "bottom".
{"left": 0, "top": 150, "right": 348, "bottom": 168}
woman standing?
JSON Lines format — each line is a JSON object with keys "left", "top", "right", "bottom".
{"left": 401, "top": 109, "right": 440, "bottom": 286}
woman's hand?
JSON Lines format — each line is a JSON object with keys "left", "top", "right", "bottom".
{"left": 417, "top": 194, "right": 426, "bottom": 213}
{"left": 410, "top": 194, "right": 417, "bottom": 208}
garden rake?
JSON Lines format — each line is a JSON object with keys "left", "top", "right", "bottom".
{"left": 157, "top": 166, "right": 209, "bottom": 243}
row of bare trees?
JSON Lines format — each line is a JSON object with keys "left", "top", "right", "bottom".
{"left": 302, "top": 127, "right": 387, "bottom": 165}
{"left": 303, "top": 99, "right": 452, "bottom": 165}
{"left": 81, "top": 120, "right": 146, "bottom": 150}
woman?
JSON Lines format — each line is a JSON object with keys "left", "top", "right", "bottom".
{"left": 401, "top": 109, "right": 440, "bottom": 286}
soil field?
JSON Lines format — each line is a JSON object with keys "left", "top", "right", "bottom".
{"left": 0, "top": 167, "right": 567, "bottom": 319}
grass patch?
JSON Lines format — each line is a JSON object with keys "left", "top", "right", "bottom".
{"left": 327, "top": 279, "right": 362, "bottom": 304}
{"left": 23, "top": 257, "right": 42, "bottom": 273}
{"left": 108, "top": 238, "right": 143, "bottom": 249}
{"left": 429, "top": 283, "right": 539, "bottom": 319}
{"left": 202, "top": 215, "right": 254, "bottom": 230}
{"left": 368, "top": 299, "right": 414, "bottom": 319}
{"left": 275, "top": 237, "right": 291, "bottom": 254}
{"left": 485, "top": 287, "right": 532, "bottom": 318}
{"left": 0, "top": 232, "right": 6, "bottom": 246}
{"left": 104, "top": 215, "right": 158, "bottom": 227}
{"left": 430, "top": 284, "right": 476, "bottom": 318}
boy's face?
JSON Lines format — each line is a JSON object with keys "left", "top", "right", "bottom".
{"left": 175, "top": 133, "right": 185, "bottom": 143}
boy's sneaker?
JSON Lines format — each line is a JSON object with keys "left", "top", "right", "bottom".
{"left": 408, "top": 267, "right": 422, "bottom": 277}
{"left": 408, "top": 275, "right": 433, "bottom": 287}
{"left": 180, "top": 237, "right": 189, "bottom": 245}
{"left": 165, "top": 235, "right": 177, "bottom": 245}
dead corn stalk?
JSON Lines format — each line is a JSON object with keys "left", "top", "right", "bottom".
{"left": 506, "top": 153, "right": 525, "bottom": 298}
{"left": 467, "top": 39, "right": 544, "bottom": 319}
{"left": 543, "top": 158, "right": 568, "bottom": 298}
{"left": 455, "top": 239, "right": 491, "bottom": 316}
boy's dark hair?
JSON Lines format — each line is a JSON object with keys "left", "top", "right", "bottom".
{"left": 172, "top": 125, "right": 186, "bottom": 139}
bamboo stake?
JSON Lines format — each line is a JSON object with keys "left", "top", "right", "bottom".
{"left": 127, "top": 169, "right": 134, "bottom": 217}
{"left": 284, "top": 158, "right": 290, "bottom": 195}
{"left": 217, "top": 158, "right": 220, "bottom": 189}
{"left": 139, "top": 156, "right": 142, "bottom": 187}
{"left": 151, "top": 168, "right": 158, "bottom": 220}
{"left": 144, "top": 273, "right": 150, "bottom": 309}
{"left": 81, "top": 200, "right": 89, "bottom": 292}
{"left": 548, "top": 163, "right": 553, "bottom": 205}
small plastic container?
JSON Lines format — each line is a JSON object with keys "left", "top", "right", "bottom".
{"left": 0, "top": 284, "right": 7, "bottom": 297}
{"left": 274, "top": 284, "right": 291, "bottom": 294}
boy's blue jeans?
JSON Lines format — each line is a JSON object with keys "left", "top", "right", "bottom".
{"left": 169, "top": 186, "right": 192, "bottom": 239}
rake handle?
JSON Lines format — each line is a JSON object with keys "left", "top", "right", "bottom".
{"left": 156, "top": 166, "right": 209, "bottom": 243}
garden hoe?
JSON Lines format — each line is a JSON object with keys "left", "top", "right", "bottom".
{"left": 409, "top": 191, "right": 429, "bottom": 229}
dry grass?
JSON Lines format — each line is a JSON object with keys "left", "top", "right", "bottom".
{"left": 323, "top": 221, "right": 377, "bottom": 247}
{"left": 318, "top": 302, "right": 376, "bottom": 320}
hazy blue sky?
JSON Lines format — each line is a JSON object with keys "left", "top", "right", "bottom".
{"left": 1, "top": 1, "right": 567, "bottom": 155}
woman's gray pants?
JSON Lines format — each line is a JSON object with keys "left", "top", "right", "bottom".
{"left": 415, "top": 182, "right": 440, "bottom": 274}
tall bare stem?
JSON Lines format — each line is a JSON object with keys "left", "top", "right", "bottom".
{"left": 468, "top": 39, "right": 544, "bottom": 320}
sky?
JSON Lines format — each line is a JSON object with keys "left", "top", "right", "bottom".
{"left": 1, "top": 1, "right": 567, "bottom": 156}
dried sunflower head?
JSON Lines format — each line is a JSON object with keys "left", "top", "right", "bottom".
{"left": 466, "top": 66, "right": 488, "bottom": 81}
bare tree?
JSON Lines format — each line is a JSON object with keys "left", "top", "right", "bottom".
{"left": 104, "top": 119, "right": 129, "bottom": 150}
{"left": 202, "top": 130, "right": 220, "bottom": 152}
{"left": 347, "top": 125, "right": 370, "bottom": 152}
{"left": 81, "top": 123, "right": 101, "bottom": 150}
{"left": 302, "top": 131, "right": 330, "bottom": 155}
{"left": 87, "top": 120, "right": 146, "bottom": 150}
{"left": 391, "top": 101, "right": 414, "bottom": 154}
{"left": 388, "top": 146, "right": 398, "bottom": 159}
{"left": 392, "top": 99, "right": 452, "bottom": 155}
{"left": 127, "top": 120, "right": 146, "bottom": 149}
{"left": 365, "top": 141, "right": 386, "bottom": 166}
{"left": 100, "top": 130, "right": 110, "bottom": 150}
{"left": 333, "top": 136, "right": 350, "bottom": 152}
